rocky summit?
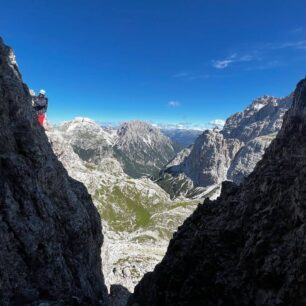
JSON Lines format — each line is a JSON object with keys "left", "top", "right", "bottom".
{"left": 114, "top": 121, "right": 179, "bottom": 178}
{"left": 158, "top": 94, "right": 292, "bottom": 198}
{"left": 0, "top": 38, "right": 108, "bottom": 305}
{"left": 59, "top": 117, "right": 116, "bottom": 163}
{"left": 129, "top": 77, "right": 306, "bottom": 306}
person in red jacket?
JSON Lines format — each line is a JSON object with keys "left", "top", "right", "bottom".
{"left": 33, "top": 89, "right": 48, "bottom": 126}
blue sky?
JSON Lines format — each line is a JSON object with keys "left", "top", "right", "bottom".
{"left": 1, "top": 0, "right": 306, "bottom": 129}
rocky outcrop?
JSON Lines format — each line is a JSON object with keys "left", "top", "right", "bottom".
{"left": 227, "top": 133, "right": 276, "bottom": 184}
{"left": 129, "top": 77, "right": 306, "bottom": 306}
{"left": 158, "top": 95, "right": 292, "bottom": 198}
{"left": 179, "top": 129, "right": 241, "bottom": 187}
{"left": 0, "top": 38, "right": 108, "bottom": 305}
{"left": 158, "top": 128, "right": 241, "bottom": 198}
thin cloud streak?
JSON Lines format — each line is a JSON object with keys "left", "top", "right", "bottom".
{"left": 212, "top": 53, "right": 257, "bottom": 69}
{"left": 276, "top": 40, "right": 306, "bottom": 50}
{"left": 212, "top": 38, "right": 306, "bottom": 70}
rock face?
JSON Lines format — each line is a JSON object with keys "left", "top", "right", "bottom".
{"left": 158, "top": 95, "right": 292, "bottom": 197}
{"left": 129, "top": 77, "right": 306, "bottom": 306}
{"left": 177, "top": 129, "right": 240, "bottom": 187}
{"left": 222, "top": 95, "right": 292, "bottom": 142}
{"left": 164, "top": 146, "right": 193, "bottom": 169}
{"left": 114, "top": 121, "right": 179, "bottom": 178}
{"left": 158, "top": 129, "right": 240, "bottom": 198}
{"left": 0, "top": 38, "right": 108, "bottom": 305}
{"left": 227, "top": 133, "right": 276, "bottom": 184}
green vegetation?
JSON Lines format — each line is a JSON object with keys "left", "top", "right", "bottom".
{"left": 93, "top": 183, "right": 197, "bottom": 234}
{"left": 84, "top": 162, "right": 97, "bottom": 171}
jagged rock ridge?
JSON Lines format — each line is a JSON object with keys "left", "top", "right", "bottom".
{"left": 130, "top": 77, "right": 306, "bottom": 306}
{"left": 222, "top": 95, "right": 292, "bottom": 142}
{"left": 0, "top": 38, "right": 108, "bottom": 305}
{"left": 158, "top": 94, "right": 292, "bottom": 197}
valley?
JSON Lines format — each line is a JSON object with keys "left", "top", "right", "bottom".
{"left": 46, "top": 92, "right": 292, "bottom": 293}
{"left": 46, "top": 118, "right": 217, "bottom": 291}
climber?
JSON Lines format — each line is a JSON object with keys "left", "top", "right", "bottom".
{"left": 33, "top": 89, "right": 48, "bottom": 126}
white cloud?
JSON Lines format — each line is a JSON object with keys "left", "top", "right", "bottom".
{"left": 212, "top": 53, "right": 257, "bottom": 69}
{"left": 277, "top": 40, "right": 306, "bottom": 50}
{"left": 208, "top": 119, "right": 226, "bottom": 128}
{"left": 168, "top": 100, "right": 181, "bottom": 108}
{"left": 212, "top": 54, "right": 237, "bottom": 69}
{"left": 212, "top": 59, "right": 234, "bottom": 69}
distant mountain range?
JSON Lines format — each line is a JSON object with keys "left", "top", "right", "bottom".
{"left": 58, "top": 118, "right": 180, "bottom": 179}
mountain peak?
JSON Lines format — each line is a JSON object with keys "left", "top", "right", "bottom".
{"left": 248, "top": 95, "right": 277, "bottom": 110}
{"left": 116, "top": 120, "right": 171, "bottom": 148}
{"left": 61, "top": 117, "right": 101, "bottom": 129}
{"left": 117, "top": 120, "right": 161, "bottom": 137}
{"left": 222, "top": 93, "right": 293, "bottom": 143}
{"left": 115, "top": 120, "right": 179, "bottom": 178}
